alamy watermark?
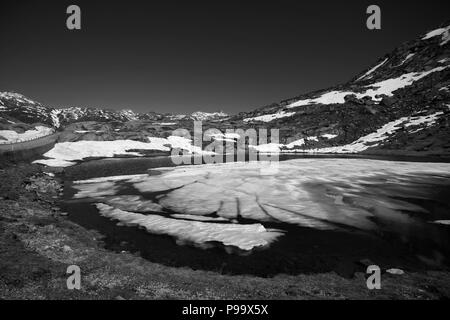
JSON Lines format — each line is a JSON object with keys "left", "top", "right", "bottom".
{"left": 169, "top": 121, "right": 280, "bottom": 173}
{"left": 66, "top": 5, "right": 81, "bottom": 30}
{"left": 66, "top": 265, "right": 81, "bottom": 290}
{"left": 65, "top": 5, "right": 381, "bottom": 32}
{"left": 366, "top": 5, "right": 381, "bottom": 30}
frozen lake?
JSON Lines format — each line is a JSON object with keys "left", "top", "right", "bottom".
{"left": 61, "top": 156, "right": 450, "bottom": 277}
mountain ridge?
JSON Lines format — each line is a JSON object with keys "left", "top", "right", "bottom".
{"left": 1, "top": 21, "right": 449, "bottom": 156}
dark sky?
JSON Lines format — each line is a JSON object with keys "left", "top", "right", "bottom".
{"left": 0, "top": 0, "right": 449, "bottom": 114}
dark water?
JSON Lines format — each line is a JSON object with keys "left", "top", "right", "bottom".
{"left": 60, "top": 155, "right": 450, "bottom": 277}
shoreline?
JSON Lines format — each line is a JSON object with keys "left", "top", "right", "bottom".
{"left": 1, "top": 162, "right": 450, "bottom": 299}
{"left": 35, "top": 150, "right": 450, "bottom": 171}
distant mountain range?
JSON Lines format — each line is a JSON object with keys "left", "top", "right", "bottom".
{"left": 0, "top": 92, "right": 229, "bottom": 127}
{"left": 1, "top": 22, "right": 449, "bottom": 156}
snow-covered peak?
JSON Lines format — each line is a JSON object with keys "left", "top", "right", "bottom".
{"left": 189, "top": 111, "right": 228, "bottom": 121}
{"left": 118, "top": 109, "right": 139, "bottom": 121}
{"left": 0, "top": 92, "right": 39, "bottom": 105}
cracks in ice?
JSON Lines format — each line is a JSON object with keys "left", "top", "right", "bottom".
{"left": 71, "top": 159, "right": 450, "bottom": 252}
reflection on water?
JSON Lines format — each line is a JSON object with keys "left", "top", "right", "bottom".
{"left": 62, "top": 156, "right": 450, "bottom": 276}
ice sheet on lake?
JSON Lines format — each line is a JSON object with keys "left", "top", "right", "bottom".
{"left": 34, "top": 158, "right": 76, "bottom": 167}
{"left": 72, "top": 181, "right": 120, "bottom": 199}
{"left": 74, "top": 159, "right": 450, "bottom": 242}
{"left": 73, "top": 174, "right": 148, "bottom": 185}
{"left": 101, "top": 195, "right": 163, "bottom": 212}
{"left": 95, "top": 203, "right": 282, "bottom": 251}
{"left": 170, "top": 214, "right": 230, "bottom": 222}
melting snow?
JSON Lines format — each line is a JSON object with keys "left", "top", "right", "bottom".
{"left": 321, "top": 134, "right": 338, "bottom": 139}
{"left": 432, "top": 220, "right": 450, "bottom": 225}
{"left": 73, "top": 159, "right": 450, "bottom": 244}
{"left": 95, "top": 203, "right": 282, "bottom": 251}
{"left": 283, "top": 136, "right": 319, "bottom": 149}
{"left": 50, "top": 110, "right": 61, "bottom": 128}
{"left": 422, "top": 25, "right": 450, "bottom": 45}
{"left": 170, "top": 214, "right": 230, "bottom": 222}
{"left": 33, "top": 136, "right": 212, "bottom": 167}
{"left": 286, "top": 139, "right": 306, "bottom": 148}
{"left": 206, "top": 132, "right": 241, "bottom": 141}
{"left": 288, "top": 67, "right": 448, "bottom": 108}
{"left": 34, "top": 140, "right": 169, "bottom": 167}
{"left": 250, "top": 112, "right": 443, "bottom": 154}
{"left": 73, "top": 174, "right": 148, "bottom": 185}
{"left": 398, "top": 53, "right": 415, "bottom": 66}
{"left": 386, "top": 268, "right": 404, "bottom": 275}
{"left": 0, "top": 92, "right": 37, "bottom": 105}
{"left": 356, "top": 58, "right": 389, "bottom": 81}
{"left": 250, "top": 143, "right": 282, "bottom": 153}
{"left": 283, "top": 112, "right": 443, "bottom": 153}
{"left": 243, "top": 110, "right": 296, "bottom": 123}
{"left": 34, "top": 159, "right": 76, "bottom": 167}
{"left": 288, "top": 90, "right": 356, "bottom": 108}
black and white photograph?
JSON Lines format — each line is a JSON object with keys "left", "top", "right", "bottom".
{"left": 1, "top": 0, "right": 450, "bottom": 307}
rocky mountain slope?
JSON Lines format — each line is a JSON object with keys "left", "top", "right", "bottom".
{"left": 188, "top": 111, "right": 229, "bottom": 121}
{"left": 233, "top": 23, "right": 450, "bottom": 155}
{"left": 1, "top": 22, "right": 449, "bottom": 156}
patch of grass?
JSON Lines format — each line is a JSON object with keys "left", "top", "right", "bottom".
{"left": 0, "top": 164, "right": 41, "bottom": 200}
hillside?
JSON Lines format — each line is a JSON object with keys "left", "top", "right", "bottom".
{"left": 1, "top": 22, "right": 449, "bottom": 158}
{"left": 231, "top": 23, "right": 450, "bottom": 155}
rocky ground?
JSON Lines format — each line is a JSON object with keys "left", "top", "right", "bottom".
{"left": 1, "top": 162, "right": 450, "bottom": 299}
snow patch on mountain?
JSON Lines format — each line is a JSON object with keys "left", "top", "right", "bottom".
{"left": 321, "top": 134, "right": 338, "bottom": 139}
{"left": 148, "top": 135, "right": 211, "bottom": 154}
{"left": 33, "top": 140, "right": 168, "bottom": 167}
{"left": 206, "top": 132, "right": 241, "bottom": 142}
{"left": 285, "top": 111, "right": 444, "bottom": 154}
{"left": 284, "top": 136, "right": 319, "bottom": 149}
{"left": 33, "top": 135, "right": 213, "bottom": 167}
{"left": 0, "top": 92, "right": 37, "bottom": 105}
{"left": 356, "top": 58, "right": 389, "bottom": 81}
{"left": 422, "top": 25, "right": 450, "bottom": 45}
{"left": 50, "top": 109, "right": 61, "bottom": 128}
{"left": 189, "top": 111, "right": 228, "bottom": 121}
{"left": 432, "top": 220, "right": 450, "bottom": 225}
{"left": 156, "top": 122, "right": 177, "bottom": 126}
{"left": 166, "top": 114, "right": 186, "bottom": 121}
{"left": 243, "top": 110, "right": 296, "bottom": 123}
{"left": 288, "top": 66, "right": 448, "bottom": 108}
{"left": 251, "top": 111, "right": 443, "bottom": 154}
{"left": 398, "top": 53, "right": 415, "bottom": 66}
